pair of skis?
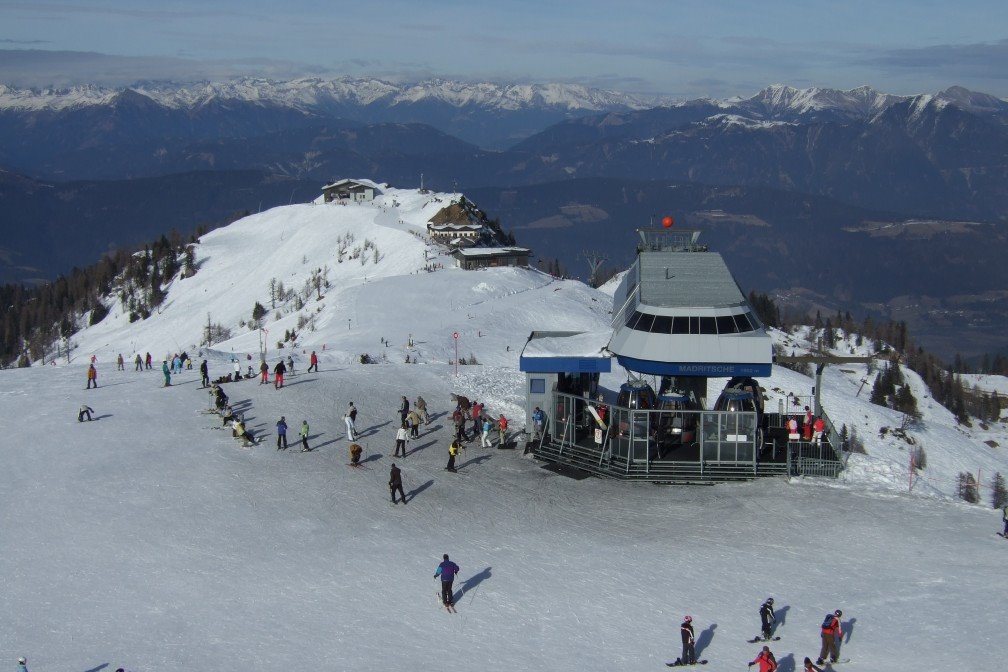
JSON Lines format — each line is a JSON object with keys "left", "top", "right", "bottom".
{"left": 437, "top": 591, "right": 456, "bottom": 613}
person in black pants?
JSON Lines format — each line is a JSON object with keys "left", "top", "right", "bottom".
{"left": 276, "top": 416, "right": 288, "bottom": 450}
{"left": 680, "top": 616, "right": 696, "bottom": 665}
{"left": 434, "top": 554, "right": 460, "bottom": 607}
{"left": 200, "top": 359, "right": 210, "bottom": 388}
{"left": 389, "top": 463, "right": 406, "bottom": 504}
{"left": 760, "top": 597, "right": 776, "bottom": 641}
{"left": 398, "top": 395, "right": 409, "bottom": 427}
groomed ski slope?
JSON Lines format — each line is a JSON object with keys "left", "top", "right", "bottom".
{"left": 2, "top": 361, "right": 1006, "bottom": 672}
{"left": 3, "top": 188, "right": 1007, "bottom": 670}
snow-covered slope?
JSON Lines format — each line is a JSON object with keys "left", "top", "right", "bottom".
{"left": 70, "top": 187, "right": 1008, "bottom": 502}
{"left": 4, "top": 190, "right": 1008, "bottom": 670}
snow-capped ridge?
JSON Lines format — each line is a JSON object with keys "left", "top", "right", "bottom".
{"left": 0, "top": 76, "right": 656, "bottom": 113}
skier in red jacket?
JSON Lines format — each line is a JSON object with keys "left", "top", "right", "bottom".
{"left": 749, "top": 645, "right": 777, "bottom": 672}
{"left": 817, "top": 609, "right": 843, "bottom": 665}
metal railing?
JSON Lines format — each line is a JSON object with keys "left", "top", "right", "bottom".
{"left": 539, "top": 391, "right": 845, "bottom": 482}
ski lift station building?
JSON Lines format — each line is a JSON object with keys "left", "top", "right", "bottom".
{"left": 520, "top": 229, "right": 845, "bottom": 483}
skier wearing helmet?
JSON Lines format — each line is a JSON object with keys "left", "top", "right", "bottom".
{"left": 679, "top": 615, "right": 696, "bottom": 666}
{"left": 817, "top": 609, "right": 844, "bottom": 665}
{"left": 17, "top": 657, "right": 28, "bottom": 672}
{"left": 759, "top": 597, "right": 776, "bottom": 641}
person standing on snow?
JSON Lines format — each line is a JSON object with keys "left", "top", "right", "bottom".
{"left": 398, "top": 395, "right": 409, "bottom": 427}
{"left": 200, "top": 359, "right": 210, "bottom": 388}
{"left": 446, "top": 439, "right": 461, "bottom": 472}
{"left": 276, "top": 416, "right": 288, "bottom": 450}
{"left": 817, "top": 609, "right": 843, "bottom": 665}
{"left": 760, "top": 597, "right": 776, "bottom": 641}
{"left": 415, "top": 395, "right": 429, "bottom": 425}
{"left": 344, "top": 402, "right": 358, "bottom": 441}
{"left": 300, "top": 420, "right": 310, "bottom": 452}
{"left": 389, "top": 463, "right": 406, "bottom": 504}
{"left": 259, "top": 360, "right": 269, "bottom": 384}
{"left": 17, "top": 656, "right": 28, "bottom": 672}
{"left": 497, "top": 414, "right": 508, "bottom": 447}
{"left": 406, "top": 409, "right": 421, "bottom": 439}
{"left": 452, "top": 408, "right": 466, "bottom": 443}
{"left": 273, "top": 359, "right": 286, "bottom": 389}
{"left": 134, "top": 353, "right": 143, "bottom": 371}
{"left": 434, "top": 554, "right": 460, "bottom": 607}
{"left": 749, "top": 645, "right": 777, "bottom": 672}
{"left": 394, "top": 422, "right": 408, "bottom": 457}
{"left": 470, "top": 400, "right": 483, "bottom": 441}
{"left": 481, "top": 416, "right": 493, "bottom": 448}
{"left": 812, "top": 417, "right": 825, "bottom": 446}
{"left": 116, "top": 353, "right": 124, "bottom": 371}
{"left": 86, "top": 363, "right": 98, "bottom": 389}
{"left": 679, "top": 615, "right": 697, "bottom": 666}
{"left": 78, "top": 405, "right": 94, "bottom": 422}
{"left": 161, "top": 360, "right": 171, "bottom": 387}
{"left": 308, "top": 350, "right": 318, "bottom": 373}
{"left": 145, "top": 351, "right": 152, "bottom": 369}
{"left": 531, "top": 406, "right": 545, "bottom": 441}
{"left": 286, "top": 354, "right": 294, "bottom": 375}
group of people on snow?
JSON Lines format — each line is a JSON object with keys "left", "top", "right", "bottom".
{"left": 670, "top": 599, "right": 846, "bottom": 669}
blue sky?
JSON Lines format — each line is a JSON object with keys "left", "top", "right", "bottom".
{"left": 1, "top": 0, "right": 1006, "bottom": 97}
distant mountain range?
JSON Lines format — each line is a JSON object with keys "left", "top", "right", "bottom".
{"left": 2, "top": 78, "right": 1008, "bottom": 356}
{"left": 0, "top": 77, "right": 656, "bottom": 158}
{"left": 2, "top": 80, "right": 1005, "bottom": 221}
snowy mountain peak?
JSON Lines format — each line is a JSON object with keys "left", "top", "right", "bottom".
{"left": 744, "top": 84, "right": 907, "bottom": 119}
{"left": 0, "top": 76, "right": 656, "bottom": 113}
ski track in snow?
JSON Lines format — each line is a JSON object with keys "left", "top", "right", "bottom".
{"left": 2, "top": 188, "right": 1007, "bottom": 671}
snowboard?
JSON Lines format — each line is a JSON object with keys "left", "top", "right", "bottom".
{"left": 665, "top": 660, "right": 707, "bottom": 666}
{"left": 997, "top": 532, "right": 1007, "bottom": 538}
{"left": 747, "top": 636, "right": 781, "bottom": 643}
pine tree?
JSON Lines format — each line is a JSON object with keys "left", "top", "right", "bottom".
{"left": 958, "top": 472, "right": 979, "bottom": 504}
{"left": 252, "top": 302, "right": 267, "bottom": 323}
{"left": 893, "top": 384, "right": 920, "bottom": 418}
{"left": 991, "top": 472, "right": 1007, "bottom": 510}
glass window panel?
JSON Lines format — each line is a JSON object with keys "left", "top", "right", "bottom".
{"left": 635, "top": 313, "right": 655, "bottom": 332}
{"left": 671, "top": 316, "right": 689, "bottom": 334}
{"left": 651, "top": 315, "right": 673, "bottom": 333}
{"left": 716, "top": 315, "right": 737, "bottom": 334}
{"left": 734, "top": 313, "right": 753, "bottom": 332}
{"left": 689, "top": 316, "right": 699, "bottom": 334}
{"left": 699, "top": 317, "right": 717, "bottom": 334}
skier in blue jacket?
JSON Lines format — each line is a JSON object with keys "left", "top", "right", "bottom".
{"left": 435, "top": 553, "right": 460, "bottom": 607}
{"left": 276, "top": 416, "right": 288, "bottom": 450}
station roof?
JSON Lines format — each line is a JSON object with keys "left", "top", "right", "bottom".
{"left": 638, "top": 251, "right": 746, "bottom": 308}
{"left": 520, "top": 331, "right": 612, "bottom": 373}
